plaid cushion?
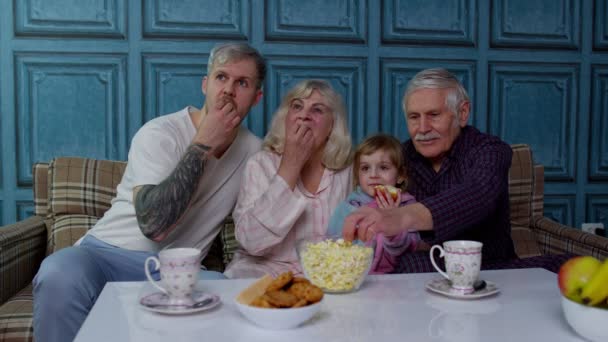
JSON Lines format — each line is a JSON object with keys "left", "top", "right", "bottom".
{"left": 509, "top": 144, "right": 541, "bottom": 258}
{"left": 202, "top": 233, "right": 225, "bottom": 273}
{"left": 0, "top": 284, "right": 33, "bottom": 342}
{"left": 221, "top": 215, "right": 238, "bottom": 267}
{"left": 534, "top": 216, "right": 608, "bottom": 260}
{"left": 532, "top": 164, "right": 544, "bottom": 217}
{"left": 509, "top": 144, "right": 533, "bottom": 227}
{"left": 33, "top": 163, "right": 49, "bottom": 217}
{"left": 511, "top": 224, "right": 541, "bottom": 258}
{"left": 47, "top": 215, "right": 99, "bottom": 254}
{"left": 0, "top": 217, "right": 46, "bottom": 305}
{"left": 48, "top": 157, "right": 126, "bottom": 218}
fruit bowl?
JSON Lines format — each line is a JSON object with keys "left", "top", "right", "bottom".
{"left": 235, "top": 275, "right": 322, "bottom": 330}
{"left": 296, "top": 236, "right": 375, "bottom": 293}
{"left": 561, "top": 295, "right": 608, "bottom": 342}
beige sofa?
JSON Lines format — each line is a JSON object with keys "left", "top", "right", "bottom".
{"left": 1, "top": 144, "right": 607, "bottom": 341}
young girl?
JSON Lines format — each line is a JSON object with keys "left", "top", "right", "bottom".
{"left": 328, "top": 134, "right": 420, "bottom": 274}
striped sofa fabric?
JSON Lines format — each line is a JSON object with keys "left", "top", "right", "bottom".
{"left": 45, "top": 158, "right": 125, "bottom": 254}
{"left": 508, "top": 145, "right": 608, "bottom": 260}
{"left": 508, "top": 144, "right": 543, "bottom": 258}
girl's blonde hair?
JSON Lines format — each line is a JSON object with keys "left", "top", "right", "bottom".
{"left": 263, "top": 79, "right": 352, "bottom": 170}
{"left": 353, "top": 134, "right": 407, "bottom": 190}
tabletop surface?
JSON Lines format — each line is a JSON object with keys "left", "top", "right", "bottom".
{"left": 75, "top": 268, "right": 583, "bottom": 342}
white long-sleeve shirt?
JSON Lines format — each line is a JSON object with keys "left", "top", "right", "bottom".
{"left": 224, "top": 150, "right": 352, "bottom": 278}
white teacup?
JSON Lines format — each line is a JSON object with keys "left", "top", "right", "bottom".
{"left": 429, "top": 240, "right": 482, "bottom": 294}
{"left": 144, "top": 248, "right": 201, "bottom": 305}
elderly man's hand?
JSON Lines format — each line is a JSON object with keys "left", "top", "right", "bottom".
{"left": 342, "top": 206, "right": 404, "bottom": 242}
{"left": 343, "top": 203, "right": 433, "bottom": 242}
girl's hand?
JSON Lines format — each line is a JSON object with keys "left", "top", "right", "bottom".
{"left": 376, "top": 187, "right": 401, "bottom": 209}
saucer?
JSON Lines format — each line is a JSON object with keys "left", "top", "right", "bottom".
{"left": 426, "top": 278, "right": 499, "bottom": 300}
{"left": 139, "top": 290, "right": 221, "bottom": 315}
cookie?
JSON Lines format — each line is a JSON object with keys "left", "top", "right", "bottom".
{"left": 264, "top": 290, "right": 299, "bottom": 308}
{"left": 302, "top": 285, "right": 324, "bottom": 303}
{"left": 288, "top": 282, "right": 324, "bottom": 303}
{"left": 292, "top": 277, "right": 311, "bottom": 284}
{"left": 250, "top": 296, "right": 275, "bottom": 308}
{"left": 266, "top": 271, "right": 294, "bottom": 291}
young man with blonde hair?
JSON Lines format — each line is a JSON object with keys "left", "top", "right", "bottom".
{"left": 33, "top": 42, "right": 266, "bottom": 342}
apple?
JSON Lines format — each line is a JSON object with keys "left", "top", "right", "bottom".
{"left": 374, "top": 185, "right": 399, "bottom": 201}
{"left": 558, "top": 256, "right": 602, "bottom": 303}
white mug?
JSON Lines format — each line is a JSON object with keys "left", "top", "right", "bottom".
{"left": 144, "top": 247, "right": 201, "bottom": 305}
{"left": 430, "top": 240, "right": 482, "bottom": 294}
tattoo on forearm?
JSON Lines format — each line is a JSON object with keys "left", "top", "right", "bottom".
{"left": 135, "top": 143, "right": 211, "bottom": 241}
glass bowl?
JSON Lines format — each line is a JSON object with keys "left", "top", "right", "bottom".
{"left": 296, "top": 235, "right": 375, "bottom": 293}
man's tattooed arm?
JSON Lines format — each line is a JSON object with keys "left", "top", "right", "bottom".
{"left": 134, "top": 143, "right": 211, "bottom": 241}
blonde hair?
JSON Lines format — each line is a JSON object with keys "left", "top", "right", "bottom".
{"left": 353, "top": 134, "right": 407, "bottom": 190}
{"left": 263, "top": 79, "right": 352, "bottom": 170}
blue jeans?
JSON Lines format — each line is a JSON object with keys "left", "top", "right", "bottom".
{"left": 32, "top": 235, "right": 225, "bottom": 342}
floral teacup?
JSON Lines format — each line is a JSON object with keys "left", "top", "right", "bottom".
{"left": 144, "top": 248, "right": 201, "bottom": 305}
{"left": 429, "top": 240, "right": 482, "bottom": 294}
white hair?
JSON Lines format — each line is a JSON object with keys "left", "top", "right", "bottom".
{"left": 402, "top": 68, "right": 470, "bottom": 115}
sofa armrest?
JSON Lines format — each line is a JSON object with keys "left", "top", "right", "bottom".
{"left": 0, "top": 216, "right": 47, "bottom": 304}
{"left": 532, "top": 216, "right": 608, "bottom": 260}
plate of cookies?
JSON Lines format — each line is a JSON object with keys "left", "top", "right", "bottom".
{"left": 235, "top": 271, "right": 323, "bottom": 330}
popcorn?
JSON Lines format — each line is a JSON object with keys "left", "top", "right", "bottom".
{"left": 300, "top": 238, "right": 373, "bottom": 292}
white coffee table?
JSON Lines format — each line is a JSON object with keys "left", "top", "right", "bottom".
{"left": 75, "top": 268, "right": 583, "bottom": 341}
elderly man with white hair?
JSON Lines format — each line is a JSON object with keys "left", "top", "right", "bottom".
{"left": 343, "top": 68, "right": 518, "bottom": 272}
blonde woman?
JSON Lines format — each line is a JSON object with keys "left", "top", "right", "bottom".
{"left": 224, "top": 79, "right": 352, "bottom": 278}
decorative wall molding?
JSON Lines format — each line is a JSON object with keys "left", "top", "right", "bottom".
{"left": 491, "top": 0, "right": 579, "bottom": 49}
{"left": 15, "top": 53, "right": 126, "bottom": 186}
{"left": 382, "top": 0, "right": 476, "bottom": 46}
{"left": 143, "top": 0, "right": 249, "bottom": 39}
{"left": 489, "top": 63, "right": 578, "bottom": 181}
{"left": 143, "top": 54, "right": 208, "bottom": 122}
{"left": 380, "top": 60, "right": 476, "bottom": 140}
{"left": 590, "top": 66, "right": 608, "bottom": 180}
{"left": 587, "top": 194, "right": 608, "bottom": 231}
{"left": 1, "top": 1, "right": 607, "bottom": 230}
{"left": 544, "top": 195, "right": 575, "bottom": 226}
{"left": 15, "top": 0, "right": 126, "bottom": 38}
{"left": 594, "top": 0, "right": 608, "bottom": 50}
{"left": 266, "top": 0, "right": 366, "bottom": 43}
{"left": 16, "top": 201, "right": 34, "bottom": 221}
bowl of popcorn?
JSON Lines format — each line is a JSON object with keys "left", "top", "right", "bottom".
{"left": 297, "top": 236, "right": 375, "bottom": 293}
{"left": 235, "top": 272, "right": 324, "bottom": 330}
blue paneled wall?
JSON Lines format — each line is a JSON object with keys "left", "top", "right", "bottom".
{"left": 0, "top": 0, "right": 607, "bottom": 232}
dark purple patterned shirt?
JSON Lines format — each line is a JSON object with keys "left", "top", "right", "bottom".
{"left": 401, "top": 126, "right": 517, "bottom": 264}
